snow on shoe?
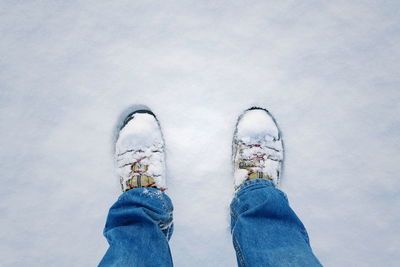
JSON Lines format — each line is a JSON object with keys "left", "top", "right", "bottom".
{"left": 233, "top": 107, "right": 284, "bottom": 189}
{"left": 115, "top": 111, "right": 166, "bottom": 192}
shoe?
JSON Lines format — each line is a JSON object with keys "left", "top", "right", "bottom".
{"left": 115, "top": 109, "right": 166, "bottom": 192}
{"left": 232, "top": 107, "right": 284, "bottom": 189}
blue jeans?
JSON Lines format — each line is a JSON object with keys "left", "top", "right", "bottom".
{"left": 99, "top": 179, "right": 321, "bottom": 266}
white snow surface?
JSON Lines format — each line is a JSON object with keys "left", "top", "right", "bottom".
{"left": 1, "top": 1, "right": 400, "bottom": 266}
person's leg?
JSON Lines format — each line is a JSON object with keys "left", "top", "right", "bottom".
{"left": 100, "top": 108, "right": 173, "bottom": 267}
{"left": 231, "top": 107, "right": 321, "bottom": 266}
{"left": 100, "top": 188, "right": 173, "bottom": 267}
{"left": 230, "top": 179, "right": 321, "bottom": 266}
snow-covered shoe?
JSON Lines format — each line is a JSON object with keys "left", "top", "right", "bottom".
{"left": 115, "top": 109, "right": 166, "bottom": 192}
{"left": 232, "top": 107, "right": 284, "bottom": 189}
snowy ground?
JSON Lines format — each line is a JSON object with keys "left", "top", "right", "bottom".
{"left": 1, "top": 1, "right": 399, "bottom": 266}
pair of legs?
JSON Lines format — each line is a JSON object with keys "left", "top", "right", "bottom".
{"left": 100, "top": 107, "right": 322, "bottom": 266}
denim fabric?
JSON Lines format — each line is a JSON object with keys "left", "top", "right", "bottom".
{"left": 99, "top": 187, "right": 174, "bottom": 267}
{"left": 100, "top": 180, "right": 321, "bottom": 266}
{"left": 230, "top": 179, "right": 322, "bottom": 267}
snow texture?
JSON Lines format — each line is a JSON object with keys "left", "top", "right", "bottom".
{"left": 1, "top": 1, "right": 399, "bottom": 266}
{"left": 233, "top": 108, "right": 283, "bottom": 187}
{"left": 116, "top": 112, "right": 166, "bottom": 190}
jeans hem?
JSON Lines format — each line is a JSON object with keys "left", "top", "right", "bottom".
{"left": 236, "top": 178, "right": 275, "bottom": 193}
{"left": 231, "top": 179, "right": 278, "bottom": 220}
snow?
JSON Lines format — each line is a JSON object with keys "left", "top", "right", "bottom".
{"left": 236, "top": 109, "right": 279, "bottom": 140}
{"left": 1, "top": 1, "right": 400, "bottom": 266}
{"left": 116, "top": 113, "right": 163, "bottom": 151}
{"left": 233, "top": 108, "right": 283, "bottom": 187}
{"left": 116, "top": 112, "right": 166, "bottom": 189}
{"left": 234, "top": 169, "right": 249, "bottom": 188}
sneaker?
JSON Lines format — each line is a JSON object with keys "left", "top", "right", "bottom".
{"left": 115, "top": 109, "right": 166, "bottom": 192}
{"left": 232, "top": 107, "right": 284, "bottom": 189}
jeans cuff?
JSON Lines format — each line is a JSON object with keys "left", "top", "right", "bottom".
{"left": 236, "top": 178, "right": 275, "bottom": 193}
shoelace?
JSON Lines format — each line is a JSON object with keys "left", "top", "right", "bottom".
{"left": 118, "top": 147, "right": 166, "bottom": 192}
{"left": 237, "top": 141, "right": 280, "bottom": 181}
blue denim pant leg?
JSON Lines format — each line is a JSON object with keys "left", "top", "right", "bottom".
{"left": 230, "top": 179, "right": 322, "bottom": 267}
{"left": 99, "top": 188, "right": 174, "bottom": 267}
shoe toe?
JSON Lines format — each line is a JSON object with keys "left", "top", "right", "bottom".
{"left": 236, "top": 109, "right": 279, "bottom": 140}
{"left": 116, "top": 113, "right": 163, "bottom": 153}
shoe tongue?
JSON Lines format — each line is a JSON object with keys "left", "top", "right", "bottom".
{"left": 247, "top": 172, "right": 273, "bottom": 181}
{"left": 124, "top": 175, "right": 156, "bottom": 191}
{"left": 131, "top": 161, "right": 149, "bottom": 172}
